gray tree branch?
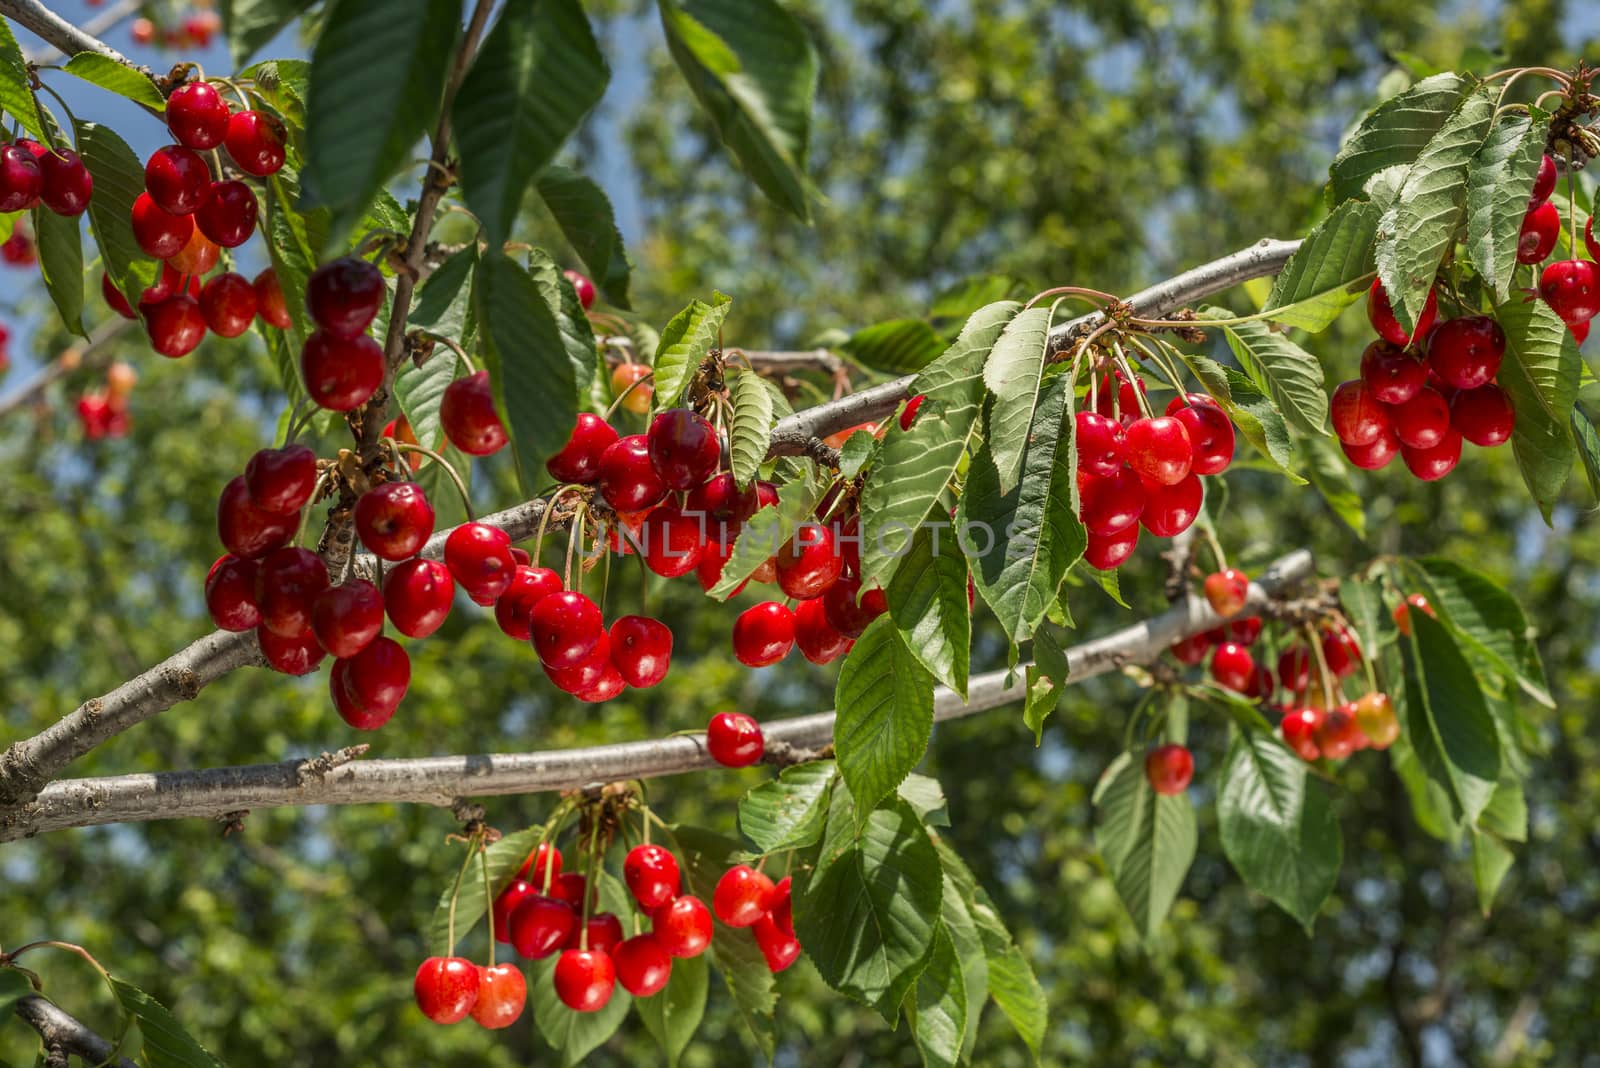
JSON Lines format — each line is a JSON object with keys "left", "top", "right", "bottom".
{"left": 14, "top": 996, "right": 137, "bottom": 1068}
{"left": 0, "top": 0, "right": 144, "bottom": 71}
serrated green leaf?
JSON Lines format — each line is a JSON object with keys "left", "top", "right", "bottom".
{"left": 1261, "top": 198, "right": 1381, "bottom": 331}
{"left": 929, "top": 274, "right": 1026, "bottom": 329}
{"left": 1023, "top": 626, "right": 1069, "bottom": 744}
{"left": 1480, "top": 778, "right": 1528, "bottom": 843}
{"left": 110, "top": 976, "right": 225, "bottom": 1068}
{"left": 658, "top": 0, "right": 816, "bottom": 221}
{"left": 909, "top": 925, "right": 966, "bottom": 1068}
{"left": 531, "top": 886, "right": 634, "bottom": 1065}
{"left": 0, "top": 17, "right": 44, "bottom": 140}
{"left": 738, "top": 759, "right": 837, "bottom": 855}
{"left": 1496, "top": 294, "right": 1582, "bottom": 424}
{"left": 1329, "top": 73, "right": 1470, "bottom": 204}
{"left": 898, "top": 774, "right": 949, "bottom": 827}
{"left": 885, "top": 522, "right": 972, "bottom": 697}
{"left": 1217, "top": 729, "right": 1341, "bottom": 931}
{"left": 61, "top": 53, "right": 165, "bottom": 109}
{"left": 1572, "top": 401, "right": 1600, "bottom": 503}
{"left": 1465, "top": 110, "right": 1547, "bottom": 301}
{"left": 31, "top": 205, "right": 83, "bottom": 336}
{"left": 537, "top": 164, "right": 630, "bottom": 307}
{"left": 455, "top": 0, "right": 607, "bottom": 247}
{"left": 840, "top": 318, "right": 948, "bottom": 373}
{"left": 728, "top": 368, "right": 773, "bottom": 488}
{"left": 708, "top": 473, "right": 822, "bottom": 600}
{"left": 1177, "top": 351, "right": 1305, "bottom": 481}
{"left": 1300, "top": 435, "right": 1367, "bottom": 537}
{"left": 653, "top": 293, "right": 731, "bottom": 410}
{"left": 834, "top": 616, "right": 936, "bottom": 827}
{"left": 1406, "top": 556, "right": 1551, "bottom": 708}
{"left": 75, "top": 121, "right": 159, "bottom": 314}
{"left": 635, "top": 953, "right": 706, "bottom": 1068}
{"left": 408, "top": 243, "right": 476, "bottom": 343}
{"left": 525, "top": 246, "right": 597, "bottom": 400}
{"left": 938, "top": 883, "right": 988, "bottom": 1061}
{"left": 1470, "top": 829, "right": 1515, "bottom": 916}
{"left": 1399, "top": 612, "right": 1501, "bottom": 827}
{"left": 427, "top": 827, "right": 543, "bottom": 955}
{"left": 837, "top": 426, "right": 877, "bottom": 479}
{"left": 983, "top": 305, "right": 1053, "bottom": 492}
{"left": 223, "top": 0, "right": 316, "bottom": 65}
{"left": 1094, "top": 750, "right": 1196, "bottom": 939}
{"left": 1207, "top": 311, "right": 1329, "bottom": 435}
{"left": 1494, "top": 300, "right": 1575, "bottom": 521}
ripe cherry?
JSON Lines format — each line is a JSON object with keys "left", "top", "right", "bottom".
{"left": 1144, "top": 744, "right": 1193, "bottom": 795}
{"left": 254, "top": 268, "right": 292, "bottom": 329}
{"left": 166, "top": 82, "right": 230, "bottom": 149}
{"left": 1139, "top": 473, "right": 1202, "bottom": 538}
{"left": 1330, "top": 380, "right": 1390, "bottom": 446}
{"left": 494, "top": 565, "right": 562, "bottom": 640}
{"left": 307, "top": 256, "right": 384, "bottom": 338}
{"left": 776, "top": 524, "right": 843, "bottom": 599}
{"left": 1572, "top": 320, "right": 1589, "bottom": 344}
{"left": 38, "top": 148, "right": 92, "bottom": 216}
{"left": 199, "top": 272, "right": 259, "bottom": 338}
{"left": 624, "top": 845, "right": 681, "bottom": 910}
{"left": 1341, "top": 422, "right": 1400, "bottom": 470}
{"left": 1518, "top": 200, "right": 1560, "bottom": 264}
{"left": 492, "top": 879, "right": 537, "bottom": 943}
{"left": 1203, "top": 569, "right": 1249, "bottom": 616}
{"left": 1528, "top": 153, "right": 1557, "bottom": 206}
{"left": 547, "top": 413, "right": 618, "bottom": 483}
{"left": 144, "top": 295, "right": 207, "bottom": 358}
{"left": 731, "top": 602, "right": 794, "bottom": 668}
{"left": 243, "top": 445, "right": 316, "bottom": 516}
{"left": 1083, "top": 523, "right": 1138, "bottom": 571}
{"left": 529, "top": 591, "right": 604, "bottom": 668}
{"left": 572, "top": 912, "right": 625, "bottom": 957}
{"left": 545, "top": 631, "right": 614, "bottom": 695}
{"left": 769, "top": 876, "right": 794, "bottom": 937}
{"left": 1211, "top": 641, "right": 1255, "bottom": 692}
{"left": 1123, "top": 415, "right": 1192, "bottom": 486}
{"left": 614, "top": 935, "right": 672, "bottom": 997}
{"left": 1321, "top": 627, "right": 1361, "bottom": 679}
{"left": 563, "top": 269, "right": 596, "bottom": 309}
{"left": 707, "top": 711, "right": 764, "bottom": 767}
{"left": 1427, "top": 316, "right": 1505, "bottom": 390}
{"left": 257, "top": 626, "right": 325, "bottom": 675}
{"left": 355, "top": 482, "right": 434, "bottom": 560}
{"left": 553, "top": 873, "right": 588, "bottom": 912}
{"left": 301, "top": 330, "right": 384, "bottom": 411}
{"left": 1277, "top": 645, "right": 1311, "bottom": 693}
{"left": 255, "top": 546, "right": 329, "bottom": 638}
{"left": 1400, "top": 427, "right": 1461, "bottom": 481}
{"left": 610, "top": 362, "right": 654, "bottom": 413}
{"left": 194, "top": 180, "right": 257, "bottom": 247}
{"left": 413, "top": 956, "right": 478, "bottom": 1025}
{"left": 554, "top": 949, "right": 616, "bottom": 1013}
{"left": 1539, "top": 260, "right": 1600, "bottom": 325}
{"left": 599, "top": 434, "right": 670, "bottom": 513}
{"left": 518, "top": 841, "right": 563, "bottom": 885}
{"left": 444, "top": 522, "right": 516, "bottom": 602}
{"left": 794, "top": 596, "right": 853, "bottom": 664}
{"left": 131, "top": 17, "right": 154, "bottom": 43}
{"left": 652, "top": 895, "right": 714, "bottom": 958}
{"left": 610, "top": 615, "right": 673, "bottom": 688}
{"left": 1392, "top": 593, "right": 1435, "bottom": 636}
{"left": 1224, "top": 616, "right": 1262, "bottom": 645}
{"left": 1078, "top": 466, "right": 1145, "bottom": 536}
{"left": 714, "top": 865, "right": 775, "bottom": 928}
{"left": 0, "top": 144, "right": 41, "bottom": 212}
{"left": 1390, "top": 386, "right": 1450, "bottom": 449}
{"left": 223, "top": 110, "right": 286, "bottom": 177}
{"left": 752, "top": 914, "right": 802, "bottom": 973}
{"left": 102, "top": 272, "right": 136, "bottom": 319}
{"left": 648, "top": 408, "right": 721, "bottom": 490}
{"left": 311, "top": 579, "right": 384, "bottom": 658}
{"left": 143, "top": 144, "right": 209, "bottom": 214}
{"left": 333, "top": 637, "right": 410, "bottom": 729}
{"left": 509, "top": 895, "right": 576, "bottom": 959}
{"left": 821, "top": 575, "right": 887, "bottom": 638}
{"left": 900, "top": 393, "right": 927, "bottom": 431}
{"left": 205, "top": 554, "right": 261, "bottom": 631}
{"left": 1367, "top": 278, "right": 1436, "bottom": 347}
{"left": 1355, "top": 691, "right": 1399, "bottom": 749}
{"left": 382, "top": 558, "right": 455, "bottom": 639}
{"left": 1451, "top": 384, "right": 1514, "bottom": 447}
{"left": 469, "top": 963, "right": 526, "bottom": 1030}
{"left": 436, "top": 369, "right": 508, "bottom": 456}
{"left": 1170, "top": 632, "right": 1210, "bottom": 666}
{"left": 1360, "top": 340, "right": 1427, "bottom": 405}
{"left": 640, "top": 505, "right": 706, "bottom": 578}
{"left": 217, "top": 475, "right": 296, "bottom": 559}
{"left": 1281, "top": 707, "right": 1323, "bottom": 761}
{"left": 1315, "top": 705, "right": 1363, "bottom": 760}
{"left": 167, "top": 226, "right": 220, "bottom": 278}
{"left": 131, "top": 191, "right": 194, "bottom": 258}
{"left": 1074, "top": 411, "right": 1125, "bottom": 477}
{"left": 573, "top": 661, "right": 626, "bottom": 704}
{"left": 1165, "top": 394, "right": 1234, "bottom": 475}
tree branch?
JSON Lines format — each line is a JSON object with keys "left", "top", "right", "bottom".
{"left": 739, "top": 349, "right": 844, "bottom": 374}
{"left": 0, "top": 0, "right": 144, "bottom": 72}
{"left": 20, "top": 0, "right": 141, "bottom": 64}
{"left": 14, "top": 996, "right": 137, "bottom": 1068}
{"left": 0, "top": 318, "right": 134, "bottom": 422}
{"left": 1, "top": 550, "right": 1312, "bottom": 839}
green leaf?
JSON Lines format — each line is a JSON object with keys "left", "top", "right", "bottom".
{"left": 455, "top": 0, "right": 608, "bottom": 247}
{"left": 937, "top": 883, "right": 988, "bottom": 1061}
{"left": 0, "top": 16, "right": 44, "bottom": 140}
{"left": 898, "top": 774, "right": 949, "bottom": 827}
{"left": 1465, "top": 110, "right": 1547, "bottom": 301}
{"left": 658, "top": 0, "right": 817, "bottom": 221}
{"left": 536, "top": 164, "right": 631, "bottom": 307}
{"left": 1496, "top": 293, "right": 1582, "bottom": 425}
{"left": 531, "top": 944, "right": 632, "bottom": 1064}
{"left": 837, "top": 427, "right": 877, "bottom": 479}
{"left": 962, "top": 374, "right": 1086, "bottom": 644}
{"left": 31, "top": 205, "right": 83, "bottom": 336}
{"left": 1300, "top": 435, "right": 1367, "bottom": 537}
{"left": 929, "top": 274, "right": 1026, "bottom": 329}
{"left": 1398, "top": 611, "right": 1502, "bottom": 827}
{"left": 0, "top": 967, "right": 35, "bottom": 1017}
{"left": 475, "top": 250, "right": 579, "bottom": 494}
{"left": 708, "top": 473, "right": 822, "bottom": 600}
{"left": 1260, "top": 198, "right": 1381, "bottom": 331}
{"left": 1176, "top": 351, "right": 1304, "bottom": 482}
{"left": 426, "top": 827, "right": 543, "bottom": 955}
{"left": 982, "top": 305, "right": 1053, "bottom": 491}
{"left": 408, "top": 243, "right": 476, "bottom": 343}
{"left": 76, "top": 121, "right": 159, "bottom": 313}
{"left": 110, "top": 976, "right": 225, "bottom": 1068}
{"left": 635, "top": 953, "right": 707, "bottom": 1068}
{"left": 1094, "top": 750, "right": 1196, "bottom": 939}
{"left": 1374, "top": 85, "right": 1494, "bottom": 334}
{"left": 61, "top": 53, "right": 165, "bottom": 110}
{"left": 652, "top": 293, "right": 732, "bottom": 410}
{"left": 525, "top": 246, "right": 598, "bottom": 401}
{"left": 885, "top": 522, "right": 972, "bottom": 697}
{"left": 840, "top": 318, "right": 948, "bottom": 373}
{"left": 737, "top": 759, "right": 837, "bottom": 855}
{"left": 223, "top": 0, "right": 316, "bottom": 65}
{"left": 1023, "top": 626, "right": 1069, "bottom": 744}
{"left": 1328, "top": 73, "right": 1470, "bottom": 204}
{"left": 305, "top": 0, "right": 459, "bottom": 238}
{"left": 1206, "top": 310, "right": 1330, "bottom": 435}
{"left": 1571, "top": 401, "right": 1600, "bottom": 503}
{"left": 796, "top": 786, "right": 943, "bottom": 1017}
{"left": 728, "top": 368, "right": 774, "bottom": 489}
{"left": 1217, "top": 729, "right": 1342, "bottom": 931}
{"left": 1407, "top": 557, "right": 1551, "bottom": 708}
{"left": 909, "top": 925, "right": 966, "bottom": 1068}
{"left": 861, "top": 302, "right": 1021, "bottom": 590}
{"left": 834, "top": 616, "right": 936, "bottom": 826}
{"left": 1470, "top": 829, "right": 1515, "bottom": 916}
{"left": 1494, "top": 300, "right": 1575, "bottom": 521}
{"left": 1480, "top": 777, "right": 1528, "bottom": 843}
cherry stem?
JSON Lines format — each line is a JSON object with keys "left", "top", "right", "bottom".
{"left": 1023, "top": 285, "right": 1119, "bottom": 311}
{"left": 1567, "top": 146, "right": 1578, "bottom": 252}
{"left": 420, "top": 330, "right": 476, "bottom": 375}
{"left": 1201, "top": 525, "right": 1228, "bottom": 572}
{"left": 210, "top": 76, "right": 254, "bottom": 111}
{"left": 1305, "top": 623, "right": 1337, "bottom": 711}
{"left": 532, "top": 485, "right": 582, "bottom": 562}
{"left": 394, "top": 443, "right": 473, "bottom": 519}
{"left": 480, "top": 840, "right": 495, "bottom": 968}
{"left": 1132, "top": 336, "right": 1189, "bottom": 399}
{"left": 282, "top": 398, "right": 313, "bottom": 446}
{"left": 562, "top": 503, "right": 587, "bottom": 592}
{"left": 604, "top": 368, "right": 655, "bottom": 421}
{"left": 538, "top": 802, "right": 576, "bottom": 896}
{"left": 580, "top": 816, "right": 602, "bottom": 950}
{"left": 1110, "top": 343, "right": 1155, "bottom": 418}
{"left": 444, "top": 830, "right": 480, "bottom": 955}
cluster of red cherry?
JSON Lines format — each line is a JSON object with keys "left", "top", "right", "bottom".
{"left": 1520, "top": 153, "right": 1600, "bottom": 341}
{"left": 114, "top": 80, "right": 288, "bottom": 358}
{"left": 76, "top": 361, "right": 137, "bottom": 440}
{"left": 129, "top": 7, "right": 221, "bottom": 49}
{"left": 1075, "top": 371, "right": 1236, "bottom": 571}
{"left": 1, "top": 225, "right": 33, "bottom": 266}
{"left": 0, "top": 134, "right": 93, "bottom": 219}
{"left": 1170, "top": 569, "right": 1400, "bottom": 762}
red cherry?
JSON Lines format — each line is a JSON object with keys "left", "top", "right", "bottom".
{"left": 383, "top": 558, "right": 454, "bottom": 638}
{"left": 1366, "top": 277, "right": 1436, "bottom": 346}
{"left": 257, "top": 625, "right": 325, "bottom": 675}
{"left": 1167, "top": 397, "right": 1234, "bottom": 475}
{"left": 685, "top": 472, "right": 767, "bottom": 529}
{"left": 413, "top": 957, "right": 478, "bottom": 1025}
{"left": 1123, "top": 415, "right": 1193, "bottom": 486}
{"left": 165, "top": 82, "right": 230, "bottom": 150}
{"left": 1281, "top": 708, "right": 1323, "bottom": 761}
{"left": 517, "top": 842, "right": 563, "bottom": 885}
{"left": 1341, "top": 422, "right": 1401, "bottom": 470}
{"left": 0, "top": 144, "right": 41, "bottom": 212}
{"left": 821, "top": 575, "right": 887, "bottom": 638}
{"left": 752, "top": 914, "right": 802, "bottom": 972}
{"left": 301, "top": 330, "right": 384, "bottom": 411}
{"left": 624, "top": 844, "right": 681, "bottom": 910}
{"left": 144, "top": 295, "right": 206, "bottom": 358}
{"left": 444, "top": 522, "right": 516, "bottom": 602}
{"left": 194, "top": 180, "right": 257, "bottom": 247}
{"left": 495, "top": 565, "right": 562, "bottom": 640}
{"left": 1277, "top": 645, "right": 1311, "bottom": 692}
{"left": 436, "top": 369, "right": 508, "bottom": 456}
{"left": 510, "top": 895, "right": 577, "bottom": 959}
{"left": 1329, "top": 380, "right": 1390, "bottom": 446}
{"left": 553, "top": 949, "right": 616, "bottom": 1013}
{"left": 640, "top": 504, "right": 706, "bottom": 578}
{"left": 131, "top": 17, "right": 154, "bottom": 43}
{"left": 1539, "top": 260, "right": 1600, "bottom": 325}
{"left": 1139, "top": 472, "right": 1202, "bottom": 538}
{"left": 731, "top": 602, "right": 794, "bottom": 667}
{"left": 598, "top": 434, "right": 669, "bottom": 513}
{"left": 707, "top": 711, "right": 764, "bottom": 767}
{"left": 223, "top": 110, "right": 286, "bottom": 177}
{"left": 1517, "top": 200, "right": 1560, "bottom": 264}
{"left": 1400, "top": 427, "right": 1461, "bottom": 481}
{"left": 1528, "top": 153, "right": 1557, "bottom": 207}
{"left": 1588, "top": 216, "right": 1600, "bottom": 263}
{"left": 254, "top": 268, "right": 292, "bottom": 329}
{"left": 544, "top": 631, "right": 613, "bottom": 695}
{"left": 255, "top": 546, "right": 329, "bottom": 638}
{"left": 101, "top": 272, "right": 136, "bottom": 319}
{"left": 1570, "top": 320, "right": 1589, "bottom": 344}
{"left": 614, "top": 935, "right": 672, "bottom": 997}
{"left": 1170, "top": 632, "right": 1210, "bottom": 665}
{"left": 647, "top": 408, "right": 721, "bottom": 490}
{"left": 1074, "top": 411, "right": 1125, "bottom": 476}
{"left": 1360, "top": 340, "right": 1427, "bottom": 404}
{"left": 794, "top": 596, "right": 853, "bottom": 664}
{"left": 1393, "top": 593, "right": 1435, "bottom": 636}
{"left": 769, "top": 876, "right": 794, "bottom": 937}
{"left": 1245, "top": 663, "right": 1278, "bottom": 701}
{"left": 217, "top": 475, "right": 296, "bottom": 559}
{"left": 492, "top": 879, "right": 536, "bottom": 943}
{"left": 1355, "top": 691, "right": 1400, "bottom": 749}
{"left": 198, "top": 272, "right": 259, "bottom": 338}
{"left": 310, "top": 579, "right": 384, "bottom": 658}
{"left": 563, "top": 269, "right": 596, "bottom": 310}
{"left": 333, "top": 636, "right": 410, "bottom": 729}
{"left": 1203, "top": 569, "right": 1248, "bottom": 616}
{"left": 1389, "top": 386, "right": 1451, "bottom": 449}
{"left": 900, "top": 394, "right": 927, "bottom": 431}
{"left": 714, "top": 865, "right": 775, "bottom": 928}
{"left": 165, "top": 225, "right": 219, "bottom": 277}
{"left": 1144, "top": 744, "right": 1194, "bottom": 795}
{"left": 307, "top": 256, "right": 384, "bottom": 338}
{"left": 651, "top": 895, "right": 713, "bottom": 958}
{"left": 38, "top": 148, "right": 92, "bottom": 216}
{"left": 547, "top": 413, "right": 618, "bottom": 483}
{"left": 1083, "top": 523, "right": 1138, "bottom": 571}
{"left": 1077, "top": 467, "right": 1145, "bottom": 536}
{"left": 1427, "top": 316, "right": 1505, "bottom": 390}
{"left": 244, "top": 444, "right": 317, "bottom": 514}
{"left": 552, "top": 872, "right": 590, "bottom": 912}
{"left": 610, "top": 615, "right": 673, "bottom": 688}
{"left": 468, "top": 963, "right": 526, "bottom": 1030}
{"left": 143, "top": 144, "right": 208, "bottom": 214}
{"left": 355, "top": 482, "right": 435, "bottom": 560}
{"left": 130, "top": 191, "right": 194, "bottom": 258}
{"left": 696, "top": 535, "right": 741, "bottom": 593}
{"left": 1211, "top": 641, "right": 1255, "bottom": 692}
{"left": 205, "top": 554, "right": 261, "bottom": 631}
{"left": 776, "top": 523, "right": 843, "bottom": 599}
{"left": 1322, "top": 626, "right": 1361, "bottom": 679}
{"left": 1315, "top": 705, "right": 1364, "bottom": 760}
{"left": 529, "top": 591, "right": 604, "bottom": 668}
{"left": 1225, "top": 616, "right": 1263, "bottom": 645}
{"left": 571, "top": 912, "right": 624, "bottom": 957}
{"left": 1451, "top": 384, "right": 1514, "bottom": 447}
